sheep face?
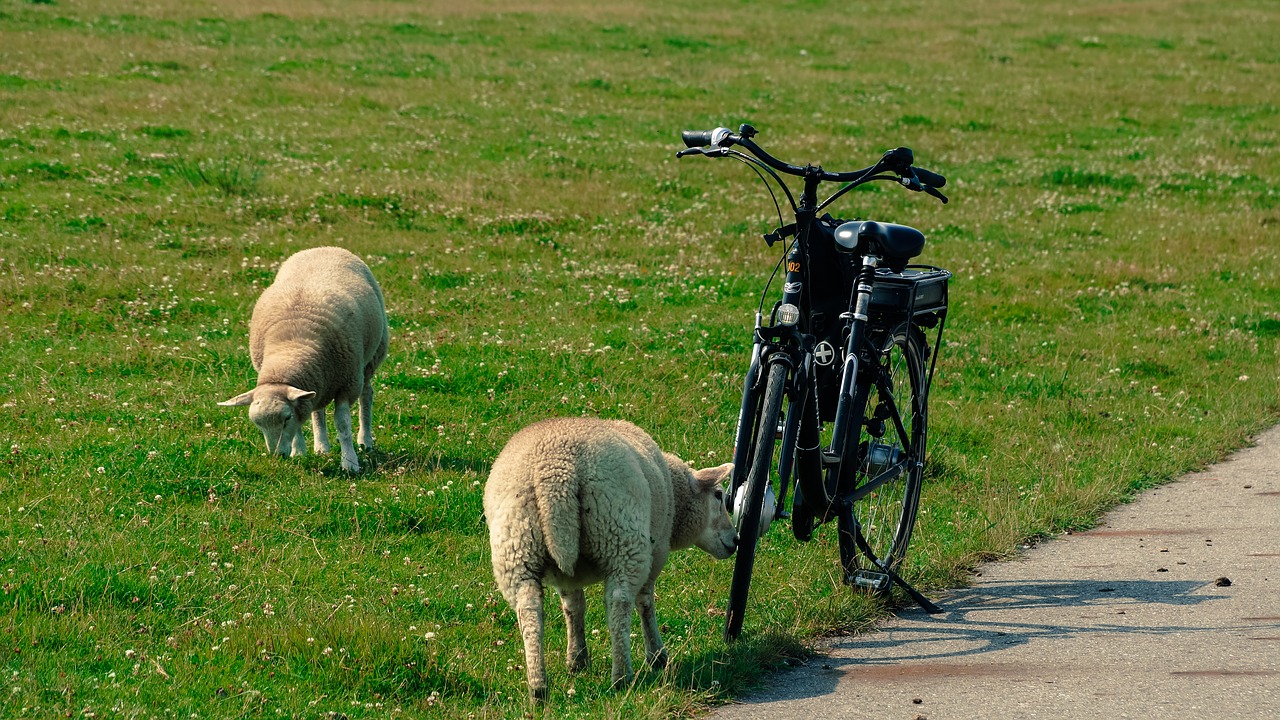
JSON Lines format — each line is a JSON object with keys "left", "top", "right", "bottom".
{"left": 219, "top": 385, "right": 316, "bottom": 458}
{"left": 689, "top": 464, "right": 738, "bottom": 560}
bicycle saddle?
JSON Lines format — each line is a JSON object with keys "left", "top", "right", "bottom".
{"left": 833, "top": 221, "right": 926, "bottom": 270}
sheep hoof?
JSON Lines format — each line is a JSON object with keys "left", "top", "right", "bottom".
{"left": 529, "top": 685, "right": 548, "bottom": 703}
{"left": 609, "top": 673, "right": 633, "bottom": 691}
{"left": 568, "top": 648, "right": 589, "bottom": 672}
{"left": 647, "top": 650, "right": 668, "bottom": 670}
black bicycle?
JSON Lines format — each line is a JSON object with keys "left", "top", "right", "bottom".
{"left": 677, "top": 125, "right": 951, "bottom": 641}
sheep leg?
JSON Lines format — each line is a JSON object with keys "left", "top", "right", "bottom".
{"left": 558, "top": 587, "right": 589, "bottom": 672}
{"left": 333, "top": 399, "right": 361, "bottom": 472}
{"left": 511, "top": 581, "right": 548, "bottom": 701}
{"left": 636, "top": 579, "right": 668, "bottom": 670}
{"left": 290, "top": 425, "right": 307, "bottom": 458}
{"left": 604, "top": 576, "right": 637, "bottom": 689}
{"left": 311, "top": 409, "right": 331, "bottom": 454}
{"left": 358, "top": 378, "right": 375, "bottom": 449}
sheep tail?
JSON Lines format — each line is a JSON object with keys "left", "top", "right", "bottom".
{"left": 532, "top": 457, "right": 581, "bottom": 575}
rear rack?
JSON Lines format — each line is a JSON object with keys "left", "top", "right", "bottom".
{"left": 869, "top": 265, "right": 951, "bottom": 324}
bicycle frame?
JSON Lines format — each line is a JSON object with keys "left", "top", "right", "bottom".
{"left": 729, "top": 169, "right": 912, "bottom": 519}
{"left": 683, "top": 125, "right": 950, "bottom": 630}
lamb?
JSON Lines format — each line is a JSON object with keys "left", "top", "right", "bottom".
{"left": 218, "top": 246, "right": 389, "bottom": 473}
{"left": 483, "top": 417, "right": 737, "bottom": 700}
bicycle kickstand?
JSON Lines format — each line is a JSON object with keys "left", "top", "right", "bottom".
{"left": 838, "top": 503, "right": 945, "bottom": 615}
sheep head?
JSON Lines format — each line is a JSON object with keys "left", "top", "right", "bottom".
{"left": 687, "top": 462, "right": 738, "bottom": 559}
{"left": 219, "top": 384, "right": 316, "bottom": 457}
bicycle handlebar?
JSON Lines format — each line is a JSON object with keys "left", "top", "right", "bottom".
{"left": 679, "top": 125, "right": 948, "bottom": 193}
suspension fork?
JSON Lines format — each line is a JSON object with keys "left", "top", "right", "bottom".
{"left": 766, "top": 184, "right": 823, "bottom": 503}
{"left": 733, "top": 181, "right": 816, "bottom": 501}
{"left": 729, "top": 312, "right": 765, "bottom": 497}
{"left": 732, "top": 170, "right": 822, "bottom": 505}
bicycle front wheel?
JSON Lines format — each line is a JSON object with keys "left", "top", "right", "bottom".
{"left": 724, "top": 360, "right": 787, "bottom": 642}
{"left": 852, "top": 323, "right": 928, "bottom": 575}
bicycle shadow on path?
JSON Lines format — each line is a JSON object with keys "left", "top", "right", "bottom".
{"left": 834, "top": 577, "right": 1235, "bottom": 665}
{"left": 717, "top": 575, "right": 1277, "bottom": 709}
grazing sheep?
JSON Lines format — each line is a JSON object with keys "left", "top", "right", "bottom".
{"left": 219, "top": 246, "right": 389, "bottom": 473}
{"left": 484, "top": 417, "right": 737, "bottom": 700}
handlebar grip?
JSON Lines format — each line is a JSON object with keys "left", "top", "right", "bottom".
{"left": 681, "top": 130, "right": 716, "bottom": 148}
{"left": 915, "top": 166, "right": 947, "bottom": 189}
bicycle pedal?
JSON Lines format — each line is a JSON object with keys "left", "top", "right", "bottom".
{"left": 821, "top": 451, "right": 841, "bottom": 466}
{"left": 848, "top": 569, "right": 891, "bottom": 593}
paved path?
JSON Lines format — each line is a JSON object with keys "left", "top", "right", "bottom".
{"left": 714, "top": 425, "right": 1280, "bottom": 719}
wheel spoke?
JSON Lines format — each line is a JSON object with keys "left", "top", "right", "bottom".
{"left": 852, "top": 324, "right": 927, "bottom": 577}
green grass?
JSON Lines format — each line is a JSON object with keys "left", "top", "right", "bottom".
{"left": 2, "top": 0, "right": 1278, "bottom": 717}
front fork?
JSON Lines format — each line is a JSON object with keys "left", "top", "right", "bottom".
{"left": 730, "top": 232, "right": 812, "bottom": 512}
{"left": 728, "top": 313, "right": 765, "bottom": 500}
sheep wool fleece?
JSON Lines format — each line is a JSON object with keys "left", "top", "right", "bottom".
{"left": 484, "top": 417, "right": 736, "bottom": 700}
{"left": 221, "top": 246, "right": 389, "bottom": 472}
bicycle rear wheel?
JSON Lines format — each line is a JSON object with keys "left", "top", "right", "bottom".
{"left": 851, "top": 323, "right": 927, "bottom": 576}
{"left": 724, "top": 360, "right": 787, "bottom": 642}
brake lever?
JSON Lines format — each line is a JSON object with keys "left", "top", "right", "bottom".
{"left": 899, "top": 168, "right": 950, "bottom": 205}
{"left": 676, "top": 147, "right": 730, "bottom": 159}
{"left": 923, "top": 185, "right": 949, "bottom": 204}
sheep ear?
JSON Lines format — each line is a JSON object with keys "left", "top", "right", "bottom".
{"left": 693, "top": 462, "right": 734, "bottom": 490}
{"left": 218, "top": 390, "right": 256, "bottom": 407}
{"left": 285, "top": 387, "right": 316, "bottom": 402}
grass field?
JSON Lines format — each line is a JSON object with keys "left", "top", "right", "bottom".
{"left": 2, "top": 0, "right": 1277, "bottom": 717}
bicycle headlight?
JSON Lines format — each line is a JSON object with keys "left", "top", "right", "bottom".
{"left": 776, "top": 303, "right": 801, "bottom": 326}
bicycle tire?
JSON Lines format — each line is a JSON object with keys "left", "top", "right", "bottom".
{"left": 724, "top": 360, "right": 788, "bottom": 642}
{"left": 851, "top": 323, "right": 928, "bottom": 576}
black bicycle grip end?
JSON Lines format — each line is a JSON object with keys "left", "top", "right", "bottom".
{"left": 682, "top": 130, "right": 716, "bottom": 148}
{"left": 915, "top": 166, "right": 947, "bottom": 189}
